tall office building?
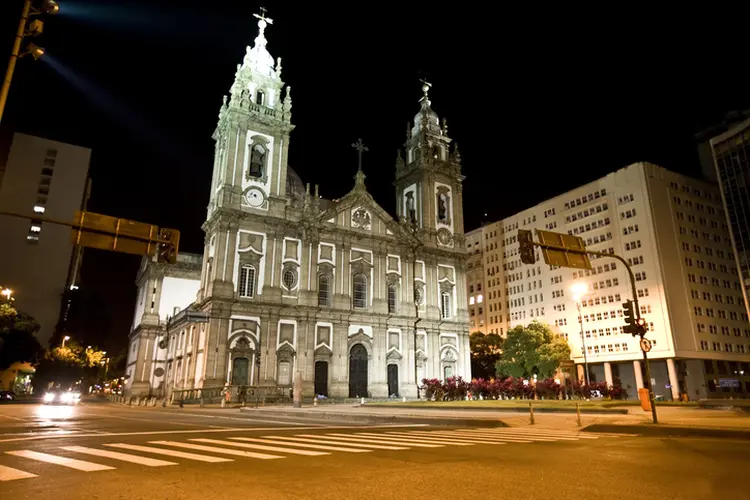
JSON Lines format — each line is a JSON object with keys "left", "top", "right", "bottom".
{"left": 709, "top": 117, "right": 750, "bottom": 321}
{"left": 0, "top": 132, "right": 91, "bottom": 343}
{"left": 466, "top": 163, "right": 750, "bottom": 400}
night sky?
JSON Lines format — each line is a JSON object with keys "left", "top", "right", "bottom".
{"left": 1, "top": 1, "right": 747, "bottom": 353}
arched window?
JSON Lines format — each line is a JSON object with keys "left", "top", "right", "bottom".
{"left": 318, "top": 274, "right": 331, "bottom": 306}
{"left": 248, "top": 144, "right": 266, "bottom": 178}
{"left": 239, "top": 265, "right": 256, "bottom": 298}
{"left": 353, "top": 273, "right": 368, "bottom": 309}
{"left": 387, "top": 284, "right": 398, "bottom": 314}
{"left": 256, "top": 90, "right": 265, "bottom": 106}
{"left": 440, "top": 291, "right": 451, "bottom": 319}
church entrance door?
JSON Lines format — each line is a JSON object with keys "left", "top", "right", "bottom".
{"left": 387, "top": 364, "right": 399, "bottom": 397}
{"left": 314, "top": 361, "right": 328, "bottom": 397}
{"left": 348, "top": 344, "right": 368, "bottom": 398}
{"left": 232, "top": 357, "right": 249, "bottom": 386}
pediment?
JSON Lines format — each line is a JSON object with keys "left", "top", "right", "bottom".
{"left": 319, "top": 192, "right": 408, "bottom": 239}
{"left": 314, "top": 344, "right": 333, "bottom": 357}
{"left": 386, "top": 348, "right": 403, "bottom": 361}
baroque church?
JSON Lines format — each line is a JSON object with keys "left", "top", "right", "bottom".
{"left": 124, "top": 12, "right": 470, "bottom": 400}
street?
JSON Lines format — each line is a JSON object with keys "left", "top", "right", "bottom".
{"left": 0, "top": 401, "right": 747, "bottom": 499}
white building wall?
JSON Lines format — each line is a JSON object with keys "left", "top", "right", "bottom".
{"left": 157, "top": 277, "right": 201, "bottom": 321}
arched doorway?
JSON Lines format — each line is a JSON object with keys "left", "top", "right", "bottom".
{"left": 232, "top": 357, "right": 249, "bottom": 386}
{"left": 314, "top": 361, "right": 328, "bottom": 396}
{"left": 349, "top": 344, "right": 368, "bottom": 398}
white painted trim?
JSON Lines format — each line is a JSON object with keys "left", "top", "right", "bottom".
{"left": 434, "top": 181, "right": 455, "bottom": 233}
{"left": 348, "top": 325, "right": 373, "bottom": 338}
{"left": 234, "top": 230, "right": 267, "bottom": 296}
{"left": 222, "top": 231, "right": 230, "bottom": 281}
{"left": 416, "top": 330, "right": 428, "bottom": 356}
{"left": 282, "top": 237, "right": 302, "bottom": 263}
{"left": 386, "top": 328, "right": 402, "bottom": 353}
{"left": 415, "top": 260, "right": 426, "bottom": 282}
{"left": 276, "top": 138, "right": 283, "bottom": 196}
{"left": 270, "top": 237, "right": 277, "bottom": 286}
{"left": 314, "top": 322, "right": 334, "bottom": 350}
{"left": 386, "top": 254, "right": 402, "bottom": 275}
{"left": 276, "top": 319, "right": 298, "bottom": 351}
{"left": 231, "top": 128, "right": 240, "bottom": 187}
{"left": 281, "top": 295, "right": 297, "bottom": 300}
{"left": 307, "top": 243, "right": 312, "bottom": 290}
{"left": 439, "top": 333, "right": 460, "bottom": 356}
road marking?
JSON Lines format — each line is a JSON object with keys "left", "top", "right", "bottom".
{"left": 0, "top": 464, "right": 37, "bottom": 482}
{"left": 447, "top": 430, "right": 570, "bottom": 442}
{"left": 190, "top": 438, "right": 329, "bottom": 456}
{"left": 376, "top": 432, "right": 476, "bottom": 446}
{"left": 409, "top": 430, "right": 534, "bottom": 443}
{"left": 60, "top": 446, "right": 177, "bottom": 467}
{"left": 324, "top": 433, "right": 443, "bottom": 448}
{"left": 294, "top": 434, "right": 409, "bottom": 450}
{"left": 232, "top": 436, "right": 372, "bottom": 453}
{"left": 0, "top": 424, "right": 428, "bottom": 444}
{"left": 382, "top": 430, "right": 514, "bottom": 444}
{"left": 347, "top": 432, "right": 455, "bottom": 447}
{"left": 149, "top": 440, "right": 283, "bottom": 459}
{"left": 105, "top": 443, "right": 233, "bottom": 463}
{"left": 464, "top": 428, "right": 595, "bottom": 438}
{"left": 6, "top": 449, "right": 114, "bottom": 471}
{"left": 458, "top": 429, "right": 582, "bottom": 440}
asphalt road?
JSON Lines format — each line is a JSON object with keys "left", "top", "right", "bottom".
{"left": 0, "top": 400, "right": 747, "bottom": 499}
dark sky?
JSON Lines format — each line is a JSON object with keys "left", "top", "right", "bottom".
{"left": 1, "top": 1, "right": 748, "bottom": 352}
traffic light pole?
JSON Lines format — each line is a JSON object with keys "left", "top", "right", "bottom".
{"left": 528, "top": 238, "right": 658, "bottom": 424}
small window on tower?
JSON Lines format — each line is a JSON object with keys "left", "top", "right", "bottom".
{"left": 248, "top": 144, "right": 266, "bottom": 178}
{"left": 256, "top": 90, "right": 265, "bottom": 106}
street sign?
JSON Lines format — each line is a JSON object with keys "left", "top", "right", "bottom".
{"left": 640, "top": 338, "right": 652, "bottom": 352}
{"left": 71, "top": 211, "right": 160, "bottom": 256}
{"left": 536, "top": 229, "right": 592, "bottom": 270}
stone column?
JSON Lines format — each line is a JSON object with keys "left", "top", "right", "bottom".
{"left": 633, "top": 360, "right": 644, "bottom": 390}
{"left": 604, "top": 362, "right": 614, "bottom": 386}
{"left": 666, "top": 358, "right": 680, "bottom": 401}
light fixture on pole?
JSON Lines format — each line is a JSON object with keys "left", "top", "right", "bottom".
{"left": 0, "top": 0, "right": 60, "bottom": 124}
{"left": 570, "top": 282, "right": 590, "bottom": 385}
{"left": 61, "top": 335, "right": 71, "bottom": 348}
{"left": 1, "top": 288, "right": 12, "bottom": 300}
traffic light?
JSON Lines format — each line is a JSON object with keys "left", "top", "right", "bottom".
{"left": 157, "top": 228, "right": 180, "bottom": 264}
{"left": 622, "top": 300, "right": 637, "bottom": 336}
{"left": 636, "top": 317, "right": 648, "bottom": 336}
{"left": 519, "top": 229, "right": 536, "bottom": 265}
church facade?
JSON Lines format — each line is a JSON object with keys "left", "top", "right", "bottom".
{"left": 124, "top": 13, "right": 470, "bottom": 400}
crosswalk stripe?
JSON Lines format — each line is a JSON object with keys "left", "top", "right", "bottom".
{"left": 409, "top": 430, "right": 536, "bottom": 443}
{"left": 60, "top": 446, "right": 177, "bottom": 467}
{"left": 324, "top": 433, "right": 443, "bottom": 448}
{"left": 245, "top": 436, "right": 372, "bottom": 453}
{"left": 190, "top": 439, "right": 329, "bottom": 456}
{"left": 383, "top": 431, "right": 511, "bottom": 444}
{"left": 351, "top": 432, "right": 469, "bottom": 446}
{"left": 149, "top": 441, "right": 282, "bottom": 460}
{"left": 294, "top": 435, "right": 409, "bottom": 450}
{"left": 6, "top": 450, "right": 114, "bottom": 472}
{"left": 450, "top": 430, "right": 577, "bottom": 441}
{"left": 105, "top": 443, "right": 233, "bottom": 463}
{"left": 0, "top": 464, "right": 37, "bottom": 482}
{"left": 376, "top": 432, "right": 475, "bottom": 446}
{"left": 459, "top": 429, "right": 584, "bottom": 440}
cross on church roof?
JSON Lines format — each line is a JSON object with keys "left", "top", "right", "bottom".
{"left": 254, "top": 7, "right": 273, "bottom": 24}
{"left": 351, "top": 138, "right": 368, "bottom": 172}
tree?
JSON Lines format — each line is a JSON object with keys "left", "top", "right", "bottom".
{"left": 495, "top": 321, "right": 571, "bottom": 379}
{"left": 470, "top": 331, "right": 504, "bottom": 380}
{"left": 0, "top": 300, "right": 43, "bottom": 370}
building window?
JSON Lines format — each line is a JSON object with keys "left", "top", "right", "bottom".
{"left": 318, "top": 274, "right": 331, "bottom": 306}
{"left": 248, "top": 144, "right": 266, "bottom": 178}
{"left": 441, "top": 291, "right": 451, "bottom": 319}
{"left": 256, "top": 90, "right": 265, "bottom": 106}
{"left": 282, "top": 268, "right": 297, "bottom": 290}
{"left": 353, "top": 273, "right": 367, "bottom": 308}
{"left": 239, "top": 265, "right": 256, "bottom": 298}
{"left": 387, "top": 284, "right": 397, "bottom": 314}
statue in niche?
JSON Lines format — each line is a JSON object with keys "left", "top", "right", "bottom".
{"left": 248, "top": 143, "right": 266, "bottom": 179}
{"left": 405, "top": 192, "right": 417, "bottom": 225}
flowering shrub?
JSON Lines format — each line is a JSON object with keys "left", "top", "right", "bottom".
{"left": 420, "top": 376, "right": 626, "bottom": 401}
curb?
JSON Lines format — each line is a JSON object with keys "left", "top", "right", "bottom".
{"left": 363, "top": 405, "right": 628, "bottom": 415}
{"left": 583, "top": 423, "right": 750, "bottom": 440}
{"left": 238, "top": 407, "right": 507, "bottom": 427}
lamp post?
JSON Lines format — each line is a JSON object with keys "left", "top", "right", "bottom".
{"left": 61, "top": 335, "right": 70, "bottom": 348}
{"left": 570, "top": 283, "right": 590, "bottom": 385}
{"left": 1, "top": 288, "right": 12, "bottom": 301}
{"left": 0, "top": 0, "right": 59, "bottom": 124}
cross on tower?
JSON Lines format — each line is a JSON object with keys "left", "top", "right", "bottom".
{"left": 254, "top": 7, "right": 273, "bottom": 24}
{"left": 351, "top": 138, "right": 368, "bottom": 172}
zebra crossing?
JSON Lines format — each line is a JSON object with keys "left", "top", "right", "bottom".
{"left": 0, "top": 427, "right": 632, "bottom": 482}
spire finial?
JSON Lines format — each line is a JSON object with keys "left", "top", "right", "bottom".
{"left": 253, "top": 7, "right": 273, "bottom": 44}
{"left": 351, "top": 138, "right": 369, "bottom": 173}
{"left": 419, "top": 79, "right": 432, "bottom": 105}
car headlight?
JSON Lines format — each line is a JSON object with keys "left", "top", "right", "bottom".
{"left": 61, "top": 393, "right": 73, "bottom": 403}
{"left": 44, "top": 393, "right": 55, "bottom": 402}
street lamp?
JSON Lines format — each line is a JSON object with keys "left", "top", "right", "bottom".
{"left": 1, "top": 288, "right": 12, "bottom": 300}
{"left": 0, "top": 0, "right": 60, "bottom": 124}
{"left": 61, "top": 335, "right": 71, "bottom": 348}
{"left": 570, "top": 282, "right": 590, "bottom": 385}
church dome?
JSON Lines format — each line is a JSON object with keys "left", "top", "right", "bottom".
{"left": 411, "top": 82, "right": 441, "bottom": 136}
{"left": 286, "top": 166, "right": 305, "bottom": 199}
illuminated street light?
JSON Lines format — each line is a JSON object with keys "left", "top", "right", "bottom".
{"left": 1, "top": 288, "right": 12, "bottom": 300}
{"left": 0, "top": 0, "right": 60, "bottom": 124}
{"left": 61, "top": 335, "right": 71, "bottom": 348}
{"left": 569, "top": 282, "right": 591, "bottom": 385}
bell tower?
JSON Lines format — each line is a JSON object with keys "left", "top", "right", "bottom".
{"left": 208, "top": 8, "right": 294, "bottom": 218}
{"left": 394, "top": 81, "right": 465, "bottom": 249}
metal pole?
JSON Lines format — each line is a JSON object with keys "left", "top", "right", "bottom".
{"left": 577, "top": 300, "right": 590, "bottom": 385}
{"left": 642, "top": 346, "right": 659, "bottom": 424}
{"left": 413, "top": 251, "right": 421, "bottom": 399}
{"left": 0, "top": 0, "right": 31, "bottom": 125}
